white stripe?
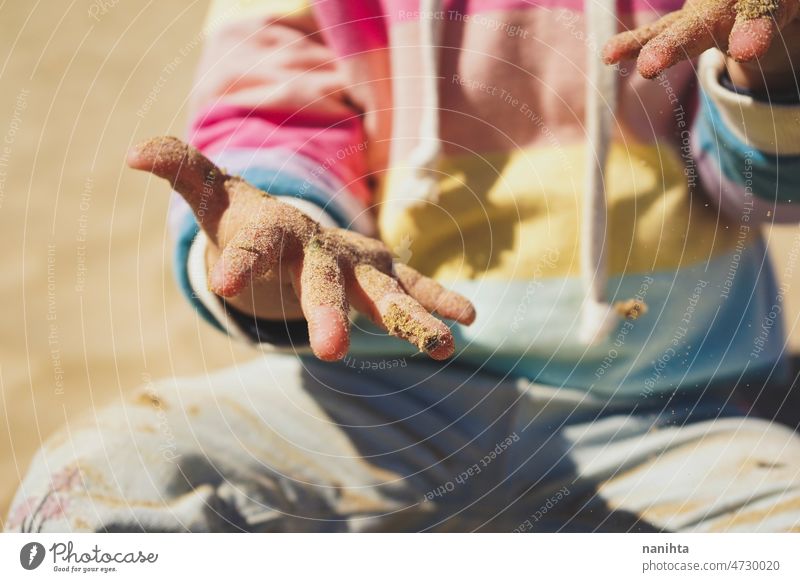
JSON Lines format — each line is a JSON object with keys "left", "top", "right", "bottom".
{"left": 579, "top": 0, "right": 619, "bottom": 344}
{"left": 699, "top": 49, "right": 800, "bottom": 157}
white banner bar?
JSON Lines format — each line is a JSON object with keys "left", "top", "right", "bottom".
{"left": 1, "top": 533, "right": 797, "bottom": 581}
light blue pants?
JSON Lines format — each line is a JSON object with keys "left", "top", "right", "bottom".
{"left": 6, "top": 354, "right": 800, "bottom": 532}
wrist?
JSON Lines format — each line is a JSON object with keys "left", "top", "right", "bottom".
{"left": 725, "top": 58, "right": 799, "bottom": 95}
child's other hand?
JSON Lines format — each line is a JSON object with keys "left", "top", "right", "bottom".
{"left": 127, "top": 136, "right": 475, "bottom": 361}
{"left": 603, "top": 0, "right": 800, "bottom": 87}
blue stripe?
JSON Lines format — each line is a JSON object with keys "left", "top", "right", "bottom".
{"left": 237, "top": 166, "right": 351, "bottom": 229}
{"left": 698, "top": 91, "right": 800, "bottom": 204}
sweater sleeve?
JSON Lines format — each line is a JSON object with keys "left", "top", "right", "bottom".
{"left": 169, "top": 0, "right": 375, "bottom": 344}
{"left": 692, "top": 49, "right": 800, "bottom": 224}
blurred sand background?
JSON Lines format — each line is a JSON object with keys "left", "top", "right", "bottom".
{"left": 0, "top": 0, "right": 258, "bottom": 521}
{"left": 1, "top": 0, "right": 800, "bottom": 522}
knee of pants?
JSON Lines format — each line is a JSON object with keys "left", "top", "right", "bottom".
{"left": 595, "top": 416, "right": 800, "bottom": 532}
{"left": 4, "top": 373, "right": 405, "bottom": 532}
{"left": 4, "top": 377, "right": 204, "bottom": 532}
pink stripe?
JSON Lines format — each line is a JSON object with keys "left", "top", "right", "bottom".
{"left": 189, "top": 104, "right": 372, "bottom": 205}
{"left": 314, "top": 0, "right": 683, "bottom": 55}
{"left": 314, "top": 1, "right": 388, "bottom": 57}
{"left": 387, "top": 0, "right": 683, "bottom": 21}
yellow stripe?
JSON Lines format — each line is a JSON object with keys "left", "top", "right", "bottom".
{"left": 203, "top": 0, "right": 309, "bottom": 32}
{"left": 378, "top": 141, "right": 749, "bottom": 281}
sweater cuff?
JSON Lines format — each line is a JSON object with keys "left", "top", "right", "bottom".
{"left": 698, "top": 49, "right": 800, "bottom": 156}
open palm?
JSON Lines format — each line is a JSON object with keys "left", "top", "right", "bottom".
{"left": 128, "top": 137, "right": 475, "bottom": 361}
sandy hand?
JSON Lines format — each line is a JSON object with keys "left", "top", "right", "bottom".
{"left": 603, "top": 0, "right": 800, "bottom": 80}
{"left": 127, "top": 136, "right": 476, "bottom": 362}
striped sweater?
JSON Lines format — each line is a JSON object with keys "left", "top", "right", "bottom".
{"left": 170, "top": 0, "right": 800, "bottom": 401}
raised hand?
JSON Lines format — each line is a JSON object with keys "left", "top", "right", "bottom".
{"left": 603, "top": 0, "right": 800, "bottom": 83}
{"left": 127, "top": 136, "right": 475, "bottom": 362}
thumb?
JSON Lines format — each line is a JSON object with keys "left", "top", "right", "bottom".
{"left": 729, "top": 0, "right": 799, "bottom": 62}
{"left": 127, "top": 136, "right": 229, "bottom": 233}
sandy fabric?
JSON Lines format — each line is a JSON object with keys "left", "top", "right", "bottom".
{"left": 6, "top": 354, "right": 800, "bottom": 532}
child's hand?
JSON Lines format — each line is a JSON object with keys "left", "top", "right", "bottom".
{"left": 603, "top": 0, "right": 800, "bottom": 87}
{"left": 127, "top": 136, "right": 475, "bottom": 361}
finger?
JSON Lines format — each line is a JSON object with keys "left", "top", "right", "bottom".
{"left": 127, "top": 136, "right": 229, "bottom": 228}
{"left": 728, "top": 15, "right": 777, "bottom": 61}
{"left": 208, "top": 213, "right": 288, "bottom": 297}
{"left": 637, "top": 12, "right": 735, "bottom": 78}
{"left": 353, "top": 264, "right": 454, "bottom": 360}
{"left": 728, "top": 0, "right": 798, "bottom": 62}
{"left": 393, "top": 263, "right": 476, "bottom": 325}
{"left": 292, "top": 245, "right": 351, "bottom": 361}
{"left": 602, "top": 12, "right": 682, "bottom": 65}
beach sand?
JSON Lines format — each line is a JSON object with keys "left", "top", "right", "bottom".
{"left": 1, "top": 1, "right": 800, "bottom": 523}
{"left": 0, "top": 0, "right": 257, "bottom": 520}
